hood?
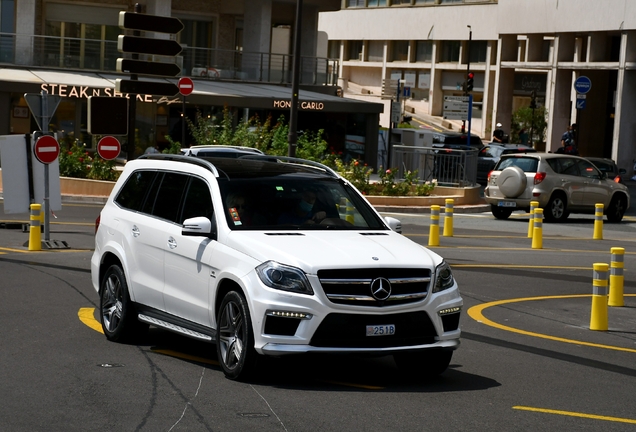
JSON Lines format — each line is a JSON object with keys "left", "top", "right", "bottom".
{"left": 224, "top": 230, "right": 441, "bottom": 274}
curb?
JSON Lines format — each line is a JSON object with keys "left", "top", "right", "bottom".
{"left": 374, "top": 204, "right": 490, "bottom": 214}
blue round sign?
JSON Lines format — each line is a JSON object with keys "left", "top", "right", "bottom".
{"left": 574, "top": 76, "right": 592, "bottom": 94}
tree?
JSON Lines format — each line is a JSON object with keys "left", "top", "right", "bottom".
{"left": 510, "top": 106, "right": 547, "bottom": 148}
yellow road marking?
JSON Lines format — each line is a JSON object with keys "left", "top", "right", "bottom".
{"left": 467, "top": 295, "right": 636, "bottom": 353}
{"left": 0, "top": 246, "right": 30, "bottom": 253}
{"left": 78, "top": 308, "right": 103, "bottom": 334}
{"left": 513, "top": 406, "right": 636, "bottom": 424}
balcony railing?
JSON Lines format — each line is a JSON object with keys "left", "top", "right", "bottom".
{"left": 0, "top": 33, "right": 339, "bottom": 87}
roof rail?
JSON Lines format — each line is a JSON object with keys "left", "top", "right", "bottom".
{"left": 238, "top": 154, "right": 340, "bottom": 179}
{"left": 137, "top": 153, "right": 220, "bottom": 176}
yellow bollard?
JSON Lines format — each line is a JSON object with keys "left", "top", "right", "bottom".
{"left": 428, "top": 205, "right": 440, "bottom": 247}
{"left": 345, "top": 199, "right": 355, "bottom": 224}
{"left": 531, "top": 208, "right": 543, "bottom": 249}
{"left": 28, "top": 204, "right": 42, "bottom": 251}
{"left": 527, "top": 200, "right": 539, "bottom": 238}
{"left": 609, "top": 247, "right": 625, "bottom": 307}
{"left": 443, "top": 199, "right": 454, "bottom": 237}
{"left": 590, "top": 263, "right": 609, "bottom": 331}
{"left": 593, "top": 203, "right": 604, "bottom": 240}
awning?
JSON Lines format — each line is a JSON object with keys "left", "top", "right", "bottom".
{"left": 0, "top": 67, "right": 383, "bottom": 114}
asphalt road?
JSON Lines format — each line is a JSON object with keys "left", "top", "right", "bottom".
{"left": 1, "top": 201, "right": 636, "bottom": 431}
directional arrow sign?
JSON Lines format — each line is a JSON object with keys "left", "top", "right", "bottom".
{"left": 119, "top": 11, "right": 184, "bottom": 34}
{"left": 117, "top": 58, "right": 181, "bottom": 77}
{"left": 116, "top": 79, "right": 179, "bottom": 96}
{"left": 118, "top": 35, "right": 182, "bottom": 56}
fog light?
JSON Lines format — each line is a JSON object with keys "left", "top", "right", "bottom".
{"left": 267, "top": 310, "right": 312, "bottom": 319}
{"left": 438, "top": 307, "right": 461, "bottom": 316}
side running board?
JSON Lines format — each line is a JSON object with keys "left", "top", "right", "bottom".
{"left": 138, "top": 314, "right": 213, "bottom": 342}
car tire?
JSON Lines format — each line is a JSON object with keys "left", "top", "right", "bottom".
{"left": 606, "top": 194, "right": 627, "bottom": 223}
{"left": 497, "top": 166, "right": 527, "bottom": 198}
{"left": 394, "top": 350, "right": 453, "bottom": 377}
{"left": 545, "top": 192, "right": 568, "bottom": 222}
{"left": 100, "top": 264, "right": 148, "bottom": 342}
{"left": 491, "top": 204, "right": 513, "bottom": 220}
{"left": 216, "top": 290, "right": 258, "bottom": 381}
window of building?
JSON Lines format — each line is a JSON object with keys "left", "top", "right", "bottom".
{"left": 347, "top": 0, "right": 365, "bottom": 7}
{"left": 348, "top": 40, "right": 363, "bottom": 60}
{"left": 368, "top": 41, "right": 384, "bottom": 62}
{"left": 468, "top": 40, "right": 488, "bottom": 63}
{"left": 368, "top": 0, "right": 388, "bottom": 6}
{"left": 440, "top": 41, "right": 460, "bottom": 62}
{"left": 44, "top": 21, "right": 119, "bottom": 70}
{"left": 415, "top": 41, "right": 433, "bottom": 62}
{"left": 391, "top": 0, "right": 412, "bottom": 4}
{"left": 440, "top": 0, "right": 462, "bottom": 3}
{"left": 392, "top": 41, "right": 409, "bottom": 61}
{"left": 415, "top": 0, "right": 436, "bottom": 4}
{"left": 0, "top": 0, "right": 15, "bottom": 62}
{"left": 177, "top": 17, "right": 217, "bottom": 75}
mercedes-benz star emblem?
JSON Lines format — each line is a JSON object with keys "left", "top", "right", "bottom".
{"left": 370, "top": 277, "right": 392, "bottom": 301}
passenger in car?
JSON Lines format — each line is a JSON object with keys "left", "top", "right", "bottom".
{"left": 277, "top": 188, "right": 327, "bottom": 225}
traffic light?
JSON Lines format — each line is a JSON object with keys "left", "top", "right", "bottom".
{"left": 466, "top": 72, "right": 474, "bottom": 92}
{"left": 530, "top": 90, "right": 537, "bottom": 109}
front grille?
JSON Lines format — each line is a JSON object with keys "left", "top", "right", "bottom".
{"left": 317, "top": 268, "right": 431, "bottom": 307}
{"left": 310, "top": 312, "right": 437, "bottom": 348}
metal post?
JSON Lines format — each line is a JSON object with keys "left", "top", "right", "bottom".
{"left": 126, "top": 3, "right": 141, "bottom": 161}
{"left": 182, "top": 95, "right": 186, "bottom": 147}
{"left": 287, "top": 0, "right": 303, "bottom": 158}
{"left": 40, "top": 90, "right": 51, "bottom": 242}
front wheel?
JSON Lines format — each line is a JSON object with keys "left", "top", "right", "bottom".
{"left": 100, "top": 265, "right": 147, "bottom": 342}
{"left": 606, "top": 195, "right": 627, "bottom": 223}
{"left": 491, "top": 205, "right": 512, "bottom": 220}
{"left": 216, "top": 291, "right": 258, "bottom": 381}
{"left": 394, "top": 350, "right": 453, "bottom": 378}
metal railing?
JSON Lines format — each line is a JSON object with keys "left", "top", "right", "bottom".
{"left": 0, "top": 33, "right": 339, "bottom": 87}
{"left": 390, "top": 144, "right": 479, "bottom": 187}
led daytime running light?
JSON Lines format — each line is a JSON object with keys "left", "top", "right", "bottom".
{"left": 267, "top": 310, "right": 312, "bottom": 319}
{"left": 438, "top": 307, "right": 461, "bottom": 315}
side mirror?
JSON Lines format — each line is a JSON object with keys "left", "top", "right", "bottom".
{"left": 182, "top": 216, "right": 216, "bottom": 240}
{"left": 619, "top": 168, "right": 627, "bottom": 175}
{"left": 384, "top": 216, "right": 402, "bottom": 234}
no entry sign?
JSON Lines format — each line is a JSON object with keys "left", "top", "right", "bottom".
{"left": 97, "top": 136, "right": 121, "bottom": 161}
{"left": 178, "top": 77, "right": 194, "bottom": 96}
{"left": 34, "top": 135, "right": 60, "bottom": 164}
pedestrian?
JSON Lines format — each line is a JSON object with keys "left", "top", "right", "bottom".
{"left": 144, "top": 144, "right": 160, "bottom": 154}
{"left": 493, "top": 123, "right": 505, "bottom": 143}
{"left": 560, "top": 124, "right": 578, "bottom": 155}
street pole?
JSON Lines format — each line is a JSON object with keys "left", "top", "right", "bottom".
{"left": 462, "top": 26, "right": 472, "bottom": 134}
{"left": 126, "top": 2, "right": 141, "bottom": 161}
{"left": 288, "top": 0, "right": 303, "bottom": 158}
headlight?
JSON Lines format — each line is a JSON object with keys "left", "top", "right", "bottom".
{"left": 433, "top": 261, "right": 454, "bottom": 293}
{"left": 256, "top": 261, "right": 314, "bottom": 295}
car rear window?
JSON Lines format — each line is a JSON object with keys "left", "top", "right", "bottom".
{"left": 495, "top": 156, "right": 538, "bottom": 173}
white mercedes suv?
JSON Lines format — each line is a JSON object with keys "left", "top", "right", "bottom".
{"left": 91, "top": 154, "right": 462, "bottom": 380}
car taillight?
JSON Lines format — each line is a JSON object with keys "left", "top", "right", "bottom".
{"left": 534, "top": 172, "right": 547, "bottom": 184}
{"left": 95, "top": 214, "right": 101, "bottom": 235}
{"left": 487, "top": 170, "right": 493, "bottom": 182}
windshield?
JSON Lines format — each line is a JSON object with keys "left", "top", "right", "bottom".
{"left": 219, "top": 176, "right": 387, "bottom": 231}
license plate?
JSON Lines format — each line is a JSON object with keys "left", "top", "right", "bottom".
{"left": 498, "top": 201, "right": 517, "bottom": 208}
{"left": 366, "top": 324, "right": 395, "bottom": 336}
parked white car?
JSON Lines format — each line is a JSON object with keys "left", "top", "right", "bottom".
{"left": 484, "top": 153, "right": 630, "bottom": 222}
{"left": 91, "top": 154, "right": 462, "bottom": 380}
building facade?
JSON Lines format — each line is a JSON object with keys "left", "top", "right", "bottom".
{"left": 319, "top": 0, "right": 636, "bottom": 173}
{"left": 0, "top": 0, "right": 383, "bottom": 165}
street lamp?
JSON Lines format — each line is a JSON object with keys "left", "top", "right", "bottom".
{"left": 288, "top": 0, "right": 303, "bottom": 157}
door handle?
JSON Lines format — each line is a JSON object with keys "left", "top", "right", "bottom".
{"left": 168, "top": 236, "right": 177, "bottom": 249}
{"left": 131, "top": 225, "right": 140, "bottom": 238}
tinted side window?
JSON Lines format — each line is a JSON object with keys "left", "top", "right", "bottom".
{"left": 576, "top": 159, "right": 601, "bottom": 179}
{"left": 115, "top": 170, "right": 158, "bottom": 211}
{"left": 180, "top": 177, "right": 214, "bottom": 223}
{"left": 560, "top": 158, "right": 579, "bottom": 176}
{"left": 150, "top": 172, "right": 189, "bottom": 223}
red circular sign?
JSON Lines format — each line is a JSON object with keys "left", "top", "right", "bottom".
{"left": 97, "top": 136, "right": 121, "bottom": 161}
{"left": 34, "top": 135, "right": 60, "bottom": 164}
{"left": 178, "top": 77, "right": 194, "bottom": 96}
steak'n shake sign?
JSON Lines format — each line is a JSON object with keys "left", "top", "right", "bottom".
{"left": 39, "top": 83, "right": 180, "bottom": 104}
